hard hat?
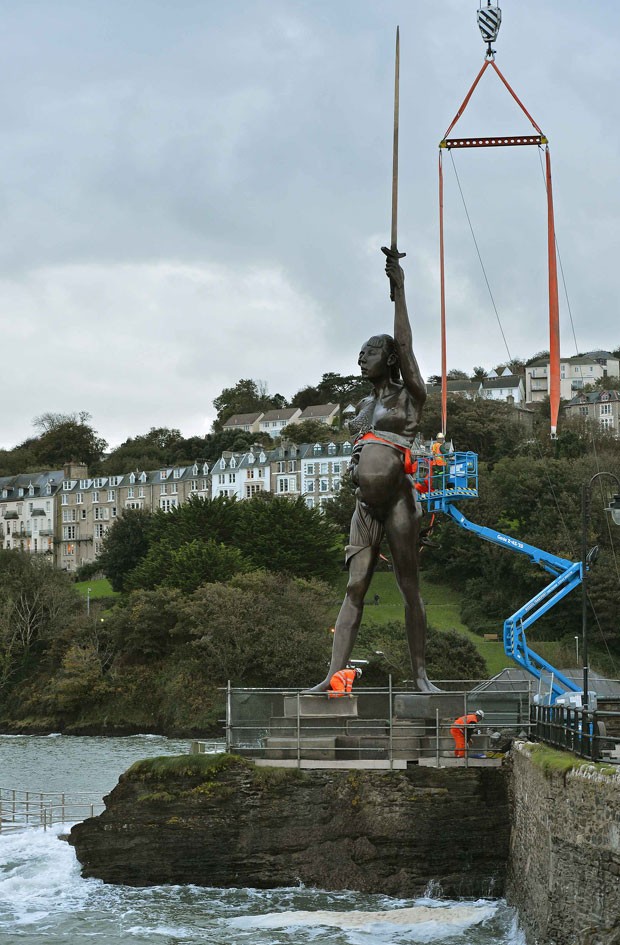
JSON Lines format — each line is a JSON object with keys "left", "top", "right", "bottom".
{"left": 475, "top": 709, "right": 484, "bottom": 719}
{"left": 437, "top": 432, "right": 445, "bottom": 439}
{"left": 355, "top": 667, "right": 363, "bottom": 678}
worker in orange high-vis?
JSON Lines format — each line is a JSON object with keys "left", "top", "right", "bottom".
{"left": 431, "top": 432, "right": 448, "bottom": 488}
{"left": 328, "top": 666, "right": 362, "bottom": 698}
{"left": 450, "top": 709, "right": 484, "bottom": 757}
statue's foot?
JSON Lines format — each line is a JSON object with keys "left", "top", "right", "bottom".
{"left": 411, "top": 674, "right": 442, "bottom": 694}
{"left": 302, "top": 678, "right": 331, "bottom": 694}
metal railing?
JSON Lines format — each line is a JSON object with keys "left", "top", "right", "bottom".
{"left": 531, "top": 704, "right": 620, "bottom": 764}
{"left": 217, "top": 681, "right": 531, "bottom": 768}
{"left": 0, "top": 787, "right": 105, "bottom": 832}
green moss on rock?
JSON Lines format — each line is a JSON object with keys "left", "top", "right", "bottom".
{"left": 125, "top": 752, "right": 252, "bottom": 782}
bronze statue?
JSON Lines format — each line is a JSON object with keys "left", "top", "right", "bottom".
{"left": 308, "top": 248, "right": 438, "bottom": 693}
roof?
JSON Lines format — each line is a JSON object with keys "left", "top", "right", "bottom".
{"left": 446, "top": 380, "right": 481, "bottom": 393}
{"left": 473, "top": 667, "right": 620, "bottom": 700}
{"left": 482, "top": 375, "right": 522, "bottom": 390}
{"left": 223, "top": 412, "right": 264, "bottom": 427}
{"left": 298, "top": 403, "right": 339, "bottom": 419}
{"left": 260, "top": 408, "right": 300, "bottom": 422}
{"left": 566, "top": 390, "right": 620, "bottom": 407}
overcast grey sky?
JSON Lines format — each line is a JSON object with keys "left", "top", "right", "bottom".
{"left": 1, "top": 0, "right": 618, "bottom": 448}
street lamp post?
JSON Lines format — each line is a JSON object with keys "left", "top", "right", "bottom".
{"left": 581, "top": 473, "right": 620, "bottom": 710}
{"left": 87, "top": 587, "right": 91, "bottom": 617}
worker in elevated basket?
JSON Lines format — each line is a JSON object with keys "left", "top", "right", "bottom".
{"left": 431, "top": 432, "right": 449, "bottom": 487}
{"left": 450, "top": 709, "right": 484, "bottom": 757}
{"left": 328, "top": 666, "right": 362, "bottom": 698}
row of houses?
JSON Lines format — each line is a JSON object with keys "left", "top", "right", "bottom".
{"left": 223, "top": 403, "right": 340, "bottom": 437}
{"left": 0, "top": 441, "right": 354, "bottom": 572}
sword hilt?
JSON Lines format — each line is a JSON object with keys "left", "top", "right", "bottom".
{"left": 381, "top": 245, "right": 406, "bottom": 301}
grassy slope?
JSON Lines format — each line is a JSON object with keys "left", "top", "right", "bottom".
{"left": 338, "top": 570, "right": 586, "bottom": 679}
{"left": 74, "top": 578, "right": 118, "bottom": 599}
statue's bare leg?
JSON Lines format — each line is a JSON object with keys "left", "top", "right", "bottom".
{"left": 384, "top": 490, "right": 440, "bottom": 693}
{"left": 305, "top": 543, "right": 379, "bottom": 693}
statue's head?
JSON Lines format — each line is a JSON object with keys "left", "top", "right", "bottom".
{"left": 359, "top": 334, "right": 400, "bottom": 383}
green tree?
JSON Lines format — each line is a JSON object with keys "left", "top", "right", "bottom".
{"left": 30, "top": 412, "right": 107, "bottom": 467}
{"left": 184, "top": 570, "right": 333, "bottom": 685}
{"left": 234, "top": 494, "right": 342, "bottom": 583}
{"left": 0, "top": 551, "right": 80, "bottom": 694}
{"left": 126, "top": 538, "right": 249, "bottom": 594}
{"left": 212, "top": 379, "right": 282, "bottom": 431}
{"left": 98, "top": 508, "right": 153, "bottom": 592}
{"left": 281, "top": 420, "right": 336, "bottom": 444}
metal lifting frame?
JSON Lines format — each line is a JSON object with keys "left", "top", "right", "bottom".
{"left": 443, "top": 500, "right": 582, "bottom": 701}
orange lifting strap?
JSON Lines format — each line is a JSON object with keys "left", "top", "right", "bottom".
{"left": 438, "top": 58, "right": 560, "bottom": 438}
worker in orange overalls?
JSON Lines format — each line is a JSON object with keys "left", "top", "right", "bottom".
{"left": 431, "top": 432, "right": 448, "bottom": 488}
{"left": 450, "top": 709, "right": 484, "bottom": 757}
{"left": 328, "top": 666, "right": 362, "bottom": 697}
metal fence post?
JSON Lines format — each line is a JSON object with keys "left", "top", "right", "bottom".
{"left": 296, "top": 691, "right": 301, "bottom": 769}
{"left": 435, "top": 708, "right": 440, "bottom": 767}
{"left": 464, "top": 691, "right": 469, "bottom": 768}
{"left": 226, "top": 680, "right": 232, "bottom": 754}
{"left": 388, "top": 674, "right": 393, "bottom": 769}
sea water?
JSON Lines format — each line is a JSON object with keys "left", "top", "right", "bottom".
{"left": 0, "top": 736, "right": 525, "bottom": 944}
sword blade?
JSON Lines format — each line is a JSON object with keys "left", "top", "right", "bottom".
{"left": 391, "top": 26, "right": 400, "bottom": 252}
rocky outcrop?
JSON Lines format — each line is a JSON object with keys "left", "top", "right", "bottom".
{"left": 508, "top": 743, "right": 620, "bottom": 945}
{"left": 69, "top": 753, "right": 510, "bottom": 897}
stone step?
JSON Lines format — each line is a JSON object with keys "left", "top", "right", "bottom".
{"left": 283, "top": 695, "right": 358, "bottom": 718}
{"left": 335, "top": 735, "right": 389, "bottom": 761}
{"left": 268, "top": 716, "right": 349, "bottom": 738}
{"left": 263, "top": 736, "right": 337, "bottom": 761}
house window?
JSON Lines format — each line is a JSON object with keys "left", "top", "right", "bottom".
{"left": 62, "top": 481, "right": 72, "bottom": 491}
{"left": 65, "top": 543, "right": 74, "bottom": 556}
{"left": 139, "top": 487, "right": 145, "bottom": 498}
{"left": 245, "top": 483, "right": 262, "bottom": 497}
{"left": 288, "top": 461, "right": 297, "bottom": 472}
{"left": 201, "top": 479, "right": 208, "bottom": 491}
{"left": 61, "top": 495, "right": 68, "bottom": 506}
{"left": 320, "top": 479, "right": 329, "bottom": 492}
{"left": 62, "top": 525, "right": 76, "bottom": 540}
{"left": 109, "top": 476, "right": 120, "bottom": 487}
{"left": 320, "top": 462, "right": 328, "bottom": 474}
{"left": 92, "top": 491, "right": 99, "bottom": 503}
{"left": 305, "top": 497, "right": 315, "bottom": 509}
{"left": 332, "top": 462, "right": 341, "bottom": 474}
{"left": 160, "top": 498, "right": 178, "bottom": 512}
{"left": 304, "top": 480, "right": 315, "bottom": 493}
{"left": 328, "top": 443, "right": 336, "bottom": 455}
{"left": 76, "top": 492, "right": 83, "bottom": 504}
{"left": 95, "top": 523, "right": 106, "bottom": 538}
{"left": 161, "top": 484, "right": 167, "bottom": 495}
{"left": 579, "top": 407, "right": 589, "bottom": 416}
{"left": 171, "top": 483, "right": 178, "bottom": 494}
{"left": 228, "top": 474, "right": 236, "bottom": 484}
{"left": 218, "top": 475, "right": 225, "bottom": 485}
{"left": 127, "top": 487, "right": 134, "bottom": 499}
{"left": 277, "top": 461, "right": 286, "bottom": 473}
{"left": 306, "top": 463, "right": 315, "bottom": 475}
{"left": 258, "top": 469, "right": 264, "bottom": 478}
{"left": 600, "top": 417, "right": 613, "bottom": 430}
{"left": 94, "top": 507, "right": 109, "bottom": 520}
{"left": 173, "top": 468, "right": 181, "bottom": 479}
{"left": 190, "top": 480, "right": 198, "bottom": 492}
{"left": 247, "top": 469, "right": 255, "bottom": 480}
{"left": 333, "top": 478, "right": 341, "bottom": 492}
{"left": 111, "top": 507, "right": 117, "bottom": 518}
{"left": 600, "top": 404, "right": 612, "bottom": 416}
{"left": 81, "top": 509, "right": 87, "bottom": 520}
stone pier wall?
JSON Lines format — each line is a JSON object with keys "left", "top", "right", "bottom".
{"left": 507, "top": 743, "right": 620, "bottom": 945}
{"left": 69, "top": 753, "right": 510, "bottom": 898}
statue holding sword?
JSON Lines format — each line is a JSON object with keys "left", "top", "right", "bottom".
{"left": 308, "top": 29, "right": 438, "bottom": 693}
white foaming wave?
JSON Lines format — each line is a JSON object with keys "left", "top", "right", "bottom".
{"left": 229, "top": 902, "right": 496, "bottom": 935}
{"left": 0, "top": 826, "right": 92, "bottom": 923}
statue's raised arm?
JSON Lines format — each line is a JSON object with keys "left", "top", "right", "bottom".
{"left": 382, "top": 246, "right": 426, "bottom": 409}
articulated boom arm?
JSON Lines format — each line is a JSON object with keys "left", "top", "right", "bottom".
{"left": 444, "top": 503, "right": 583, "bottom": 702}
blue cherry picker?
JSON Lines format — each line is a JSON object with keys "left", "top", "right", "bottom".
{"left": 413, "top": 452, "right": 583, "bottom": 705}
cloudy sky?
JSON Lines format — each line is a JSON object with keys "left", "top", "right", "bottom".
{"left": 1, "top": 0, "right": 619, "bottom": 449}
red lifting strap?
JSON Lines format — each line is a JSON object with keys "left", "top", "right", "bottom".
{"left": 438, "top": 58, "right": 560, "bottom": 437}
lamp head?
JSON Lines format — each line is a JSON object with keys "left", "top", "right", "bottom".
{"left": 605, "top": 493, "right": 620, "bottom": 526}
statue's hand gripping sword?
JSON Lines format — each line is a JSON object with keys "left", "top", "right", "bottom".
{"left": 381, "top": 26, "right": 405, "bottom": 300}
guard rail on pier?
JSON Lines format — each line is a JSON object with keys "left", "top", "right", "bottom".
{"left": 0, "top": 787, "right": 104, "bottom": 832}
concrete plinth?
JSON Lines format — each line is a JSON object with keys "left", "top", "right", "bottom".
{"left": 283, "top": 695, "right": 358, "bottom": 718}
